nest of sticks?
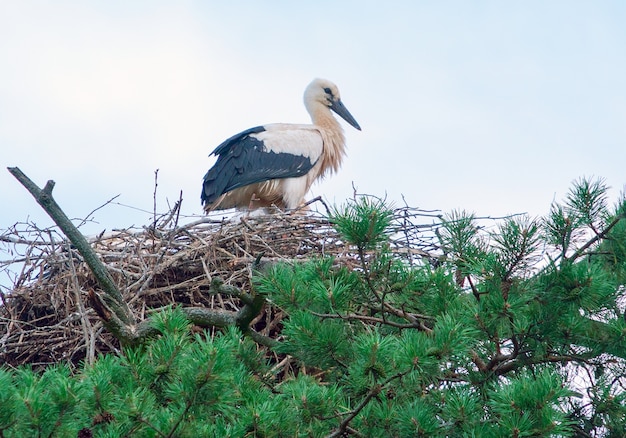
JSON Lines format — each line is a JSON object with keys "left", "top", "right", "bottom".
{"left": 0, "top": 202, "right": 442, "bottom": 369}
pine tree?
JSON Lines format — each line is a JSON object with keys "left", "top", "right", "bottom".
{"left": 256, "top": 178, "right": 626, "bottom": 436}
{"left": 1, "top": 177, "right": 624, "bottom": 437}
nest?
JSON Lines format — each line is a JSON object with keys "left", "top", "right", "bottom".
{"left": 0, "top": 204, "right": 441, "bottom": 369}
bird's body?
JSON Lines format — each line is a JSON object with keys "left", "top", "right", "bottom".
{"left": 201, "top": 78, "right": 361, "bottom": 211}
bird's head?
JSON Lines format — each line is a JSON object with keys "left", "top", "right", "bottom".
{"left": 304, "top": 78, "right": 361, "bottom": 131}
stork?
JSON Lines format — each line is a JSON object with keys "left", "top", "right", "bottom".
{"left": 201, "top": 78, "right": 361, "bottom": 212}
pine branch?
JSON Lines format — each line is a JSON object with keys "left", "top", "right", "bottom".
{"left": 311, "top": 311, "right": 433, "bottom": 332}
{"left": 325, "top": 370, "right": 409, "bottom": 438}
{"left": 565, "top": 213, "right": 625, "bottom": 263}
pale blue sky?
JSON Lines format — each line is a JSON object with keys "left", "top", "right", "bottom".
{"left": 1, "top": 1, "right": 625, "bottom": 237}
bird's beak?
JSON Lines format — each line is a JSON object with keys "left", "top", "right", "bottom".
{"left": 330, "top": 99, "right": 361, "bottom": 131}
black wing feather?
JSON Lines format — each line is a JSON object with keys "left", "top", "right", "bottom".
{"left": 201, "top": 127, "right": 317, "bottom": 205}
{"left": 210, "top": 126, "right": 266, "bottom": 156}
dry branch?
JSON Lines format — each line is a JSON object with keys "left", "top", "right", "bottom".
{"left": 8, "top": 167, "right": 134, "bottom": 326}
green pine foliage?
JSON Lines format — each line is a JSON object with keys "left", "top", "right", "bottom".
{"left": 0, "top": 311, "right": 260, "bottom": 437}
{"left": 2, "top": 178, "right": 626, "bottom": 437}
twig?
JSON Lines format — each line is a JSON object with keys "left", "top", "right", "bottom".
{"left": 152, "top": 169, "right": 159, "bottom": 228}
{"left": 75, "top": 194, "right": 121, "bottom": 229}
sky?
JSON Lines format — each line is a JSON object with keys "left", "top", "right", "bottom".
{"left": 1, "top": 1, "right": 625, "bottom": 240}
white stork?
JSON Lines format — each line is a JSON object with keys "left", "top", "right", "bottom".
{"left": 201, "top": 78, "right": 361, "bottom": 211}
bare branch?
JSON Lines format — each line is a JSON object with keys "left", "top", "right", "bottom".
{"left": 8, "top": 167, "right": 135, "bottom": 328}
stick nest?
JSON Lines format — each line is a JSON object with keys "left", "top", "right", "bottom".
{"left": 1, "top": 205, "right": 441, "bottom": 369}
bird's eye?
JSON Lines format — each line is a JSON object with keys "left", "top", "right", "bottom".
{"left": 323, "top": 87, "right": 332, "bottom": 96}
